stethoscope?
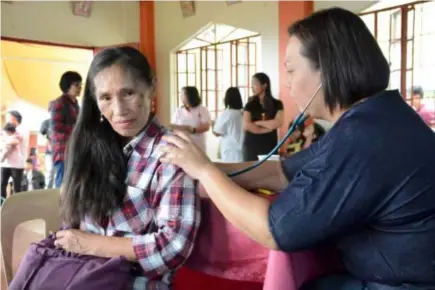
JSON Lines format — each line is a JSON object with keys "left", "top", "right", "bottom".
{"left": 228, "top": 83, "right": 323, "bottom": 177}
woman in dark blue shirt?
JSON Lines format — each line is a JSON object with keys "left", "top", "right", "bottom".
{"left": 159, "top": 7, "right": 435, "bottom": 290}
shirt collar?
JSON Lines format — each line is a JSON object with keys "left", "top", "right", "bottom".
{"left": 123, "top": 115, "right": 163, "bottom": 158}
{"left": 61, "top": 94, "right": 78, "bottom": 106}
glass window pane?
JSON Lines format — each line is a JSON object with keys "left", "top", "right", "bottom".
{"left": 408, "top": 9, "right": 414, "bottom": 39}
{"left": 406, "top": 70, "right": 413, "bottom": 99}
{"left": 222, "top": 28, "right": 258, "bottom": 42}
{"left": 178, "top": 73, "right": 186, "bottom": 92}
{"left": 391, "top": 9, "right": 401, "bottom": 41}
{"left": 238, "top": 66, "right": 247, "bottom": 87}
{"left": 216, "top": 71, "right": 223, "bottom": 91}
{"left": 390, "top": 42, "right": 401, "bottom": 71}
{"left": 231, "top": 43, "right": 236, "bottom": 65}
{"left": 379, "top": 41, "right": 390, "bottom": 64}
{"left": 390, "top": 71, "right": 401, "bottom": 90}
{"left": 215, "top": 24, "right": 235, "bottom": 42}
{"left": 188, "top": 73, "right": 196, "bottom": 86}
{"left": 179, "top": 39, "right": 209, "bottom": 51}
{"left": 377, "top": 11, "right": 391, "bottom": 41}
{"left": 361, "top": 14, "right": 375, "bottom": 36}
{"left": 413, "top": 35, "right": 435, "bottom": 98}
{"left": 207, "top": 71, "right": 216, "bottom": 90}
{"left": 421, "top": 35, "right": 435, "bottom": 67}
{"left": 218, "top": 90, "right": 225, "bottom": 112}
{"left": 201, "top": 48, "right": 206, "bottom": 70}
{"left": 201, "top": 70, "right": 206, "bottom": 90}
{"left": 216, "top": 48, "right": 223, "bottom": 70}
{"left": 197, "top": 25, "right": 216, "bottom": 43}
{"left": 249, "top": 42, "right": 256, "bottom": 64}
{"left": 407, "top": 40, "right": 414, "bottom": 70}
{"left": 240, "top": 87, "right": 248, "bottom": 103}
{"left": 177, "top": 53, "right": 186, "bottom": 73}
{"left": 237, "top": 43, "right": 247, "bottom": 65}
{"left": 187, "top": 53, "right": 195, "bottom": 72}
{"left": 231, "top": 65, "right": 236, "bottom": 86}
{"left": 421, "top": 1, "right": 435, "bottom": 34}
{"left": 207, "top": 91, "right": 216, "bottom": 112}
{"left": 207, "top": 49, "right": 215, "bottom": 69}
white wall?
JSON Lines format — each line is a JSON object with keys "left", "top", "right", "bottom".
{"left": 154, "top": 1, "right": 279, "bottom": 126}
{"left": 1, "top": 1, "right": 139, "bottom": 46}
{"left": 315, "top": 1, "right": 375, "bottom": 12}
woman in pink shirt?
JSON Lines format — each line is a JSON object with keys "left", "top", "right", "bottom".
{"left": 171, "top": 86, "right": 211, "bottom": 152}
{"left": 1, "top": 111, "right": 28, "bottom": 199}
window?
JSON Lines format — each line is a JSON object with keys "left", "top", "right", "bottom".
{"left": 175, "top": 24, "right": 260, "bottom": 119}
{"left": 360, "top": 1, "right": 435, "bottom": 129}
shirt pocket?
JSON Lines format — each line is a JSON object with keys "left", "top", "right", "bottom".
{"left": 115, "top": 185, "right": 155, "bottom": 234}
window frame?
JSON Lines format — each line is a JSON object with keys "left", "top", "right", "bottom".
{"left": 175, "top": 34, "right": 260, "bottom": 119}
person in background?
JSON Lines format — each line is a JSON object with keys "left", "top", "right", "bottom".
{"left": 40, "top": 105, "right": 55, "bottom": 188}
{"left": 21, "top": 158, "right": 45, "bottom": 191}
{"left": 212, "top": 87, "right": 244, "bottom": 162}
{"left": 243, "top": 73, "right": 284, "bottom": 161}
{"left": 1, "top": 110, "right": 28, "bottom": 199}
{"left": 1, "top": 123, "right": 18, "bottom": 162}
{"left": 411, "top": 86, "right": 435, "bottom": 128}
{"left": 28, "top": 147, "right": 40, "bottom": 170}
{"left": 50, "top": 71, "right": 81, "bottom": 188}
{"left": 171, "top": 86, "right": 211, "bottom": 152}
{"left": 302, "top": 122, "right": 326, "bottom": 150}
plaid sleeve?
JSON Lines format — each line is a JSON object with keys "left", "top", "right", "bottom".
{"left": 50, "top": 99, "right": 68, "bottom": 161}
{"left": 50, "top": 99, "right": 66, "bottom": 140}
{"left": 132, "top": 163, "right": 200, "bottom": 278}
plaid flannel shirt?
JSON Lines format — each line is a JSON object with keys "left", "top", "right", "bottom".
{"left": 50, "top": 95, "right": 79, "bottom": 163}
{"left": 80, "top": 117, "right": 201, "bottom": 290}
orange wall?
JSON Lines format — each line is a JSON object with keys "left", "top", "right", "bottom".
{"left": 139, "top": 1, "right": 157, "bottom": 113}
{"left": 278, "top": 1, "right": 314, "bottom": 141}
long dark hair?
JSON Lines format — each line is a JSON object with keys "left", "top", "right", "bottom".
{"left": 61, "top": 46, "right": 154, "bottom": 228}
{"left": 252, "top": 72, "right": 276, "bottom": 117}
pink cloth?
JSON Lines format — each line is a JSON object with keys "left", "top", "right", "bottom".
{"left": 186, "top": 198, "right": 269, "bottom": 282}
{"left": 186, "top": 197, "right": 343, "bottom": 289}
{"left": 264, "top": 249, "right": 343, "bottom": 290}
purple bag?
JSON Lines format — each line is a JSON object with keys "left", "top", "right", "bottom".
{"left": 9, "top": 235, "right": 133, "bottom": 290}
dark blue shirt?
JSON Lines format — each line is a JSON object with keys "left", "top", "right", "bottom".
{"left": 269, "top": 90, "right": 435, "bottom": 287}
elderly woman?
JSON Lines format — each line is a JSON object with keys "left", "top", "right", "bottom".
{"left": 159, "top": 8, "right": 435, "bottom": 290}
{"left": 55, "top": 47, "right": 200, "bottom": 289}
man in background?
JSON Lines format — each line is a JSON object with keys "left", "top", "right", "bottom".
{"left": 1, "top": 110, "right": 29, "bottom": 197}
{"left": 21, "top": 158, "right": 45, "bottom": 191}
{"left": 50, "top": 71, "right": 81, "bottom": 188}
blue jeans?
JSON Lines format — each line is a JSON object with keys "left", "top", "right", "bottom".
{"left": 45, "top": 153, "right": 55, "bottom": 188}
{"left": 54, "top": 161, "right": 64, "bottom": 188}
